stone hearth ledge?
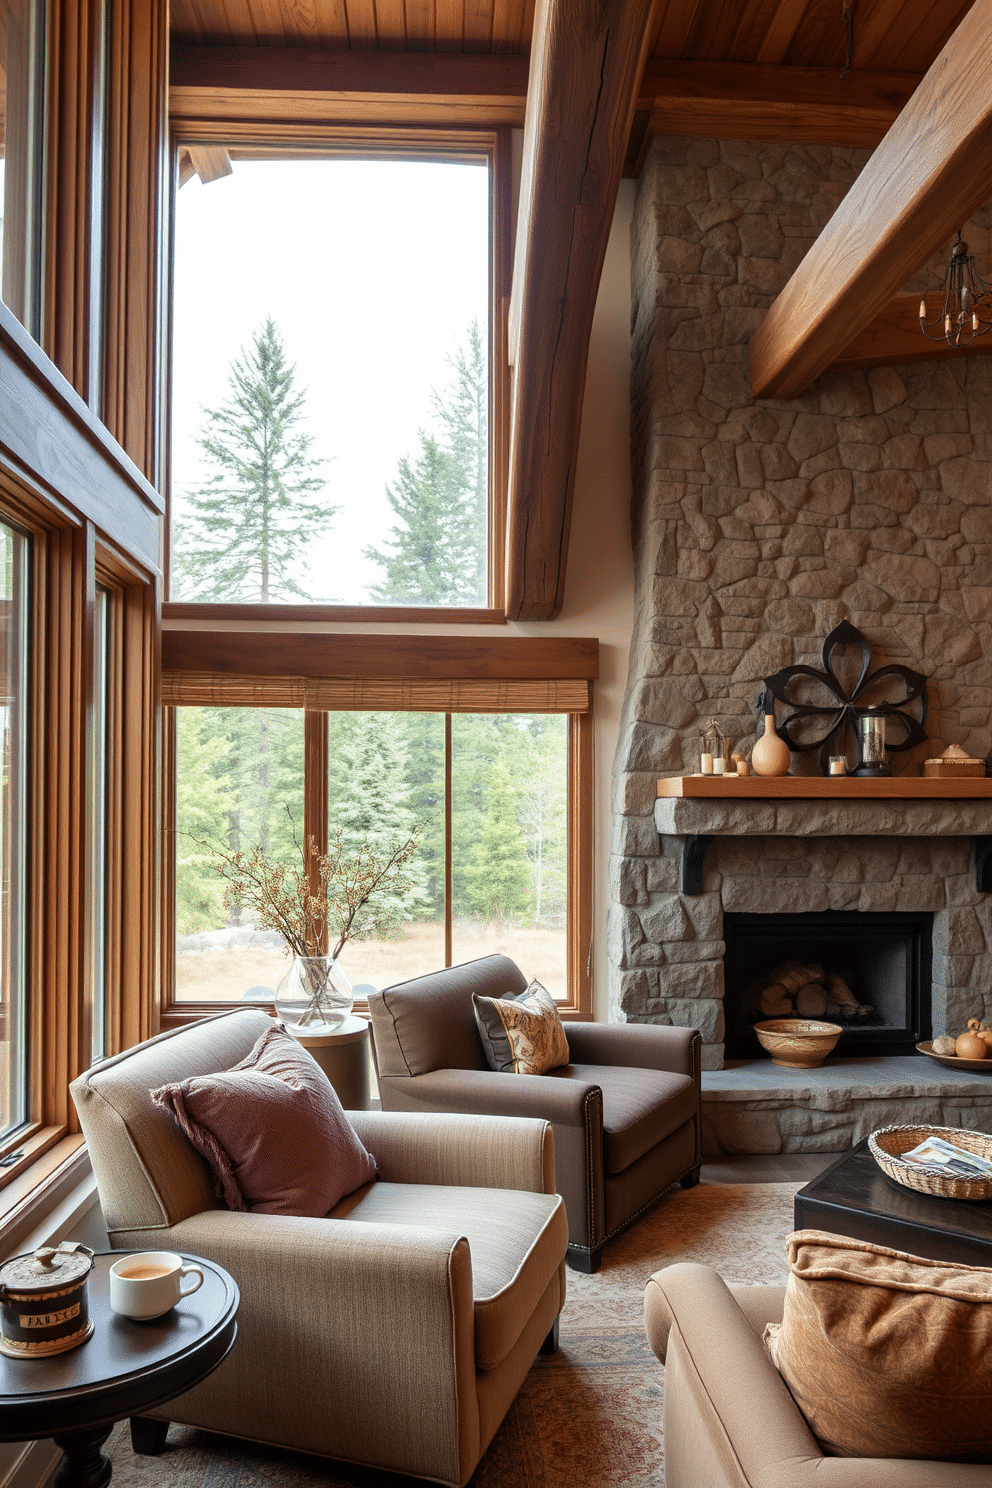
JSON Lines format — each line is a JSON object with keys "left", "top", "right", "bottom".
{"left": 655, "top": 798, "right": 992, "bottom": 837}
{"left": 701, "top": 1055, "right": 992, "bottom": 1156}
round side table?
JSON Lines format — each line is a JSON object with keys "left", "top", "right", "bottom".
{"left": 0, "top": 1252, "right": 238, "bottom": 1488}
{"left": 288, "top": 1013, "right": 371, "bottom": 1109}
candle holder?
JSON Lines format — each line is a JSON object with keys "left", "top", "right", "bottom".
{"left": 699, "top": 718, "right": 727, "bottom": 776}
{"left": 852, "top": 710, "right": 891, "bottom": 777}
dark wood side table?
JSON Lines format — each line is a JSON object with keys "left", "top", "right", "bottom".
{"left": 0, "top": 1252, "right": 238, "bottom": 1488}
{"left": 795, "top": 1139, "right": 992, "bottom": 1266}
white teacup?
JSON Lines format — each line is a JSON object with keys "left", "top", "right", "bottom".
{"left": 109, "top": 1251, "right": 204, "bottom": 1320}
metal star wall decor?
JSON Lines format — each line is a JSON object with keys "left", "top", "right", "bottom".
{"left": 763, "top": 621, "right": 929, "bottom": 775}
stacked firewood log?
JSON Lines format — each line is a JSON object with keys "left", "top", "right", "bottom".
{"left": 746, "top": 961, "right": 871, "bottom": 1021}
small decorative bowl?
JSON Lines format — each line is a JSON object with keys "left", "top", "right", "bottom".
{"left": 869, "top": 1125, "right": 992, "bottom": 1201}
{"left": 753, "top": 1018, "right": 842, "bottom": 1068}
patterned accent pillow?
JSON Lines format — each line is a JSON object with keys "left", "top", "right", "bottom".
{"left": 764, "top": 1228, "right": 992, "bottom": 1461}
{"left": 152, "top": 1022, "right": 377, "bottom": 1216}
{"left": 473, "top": 980, "right": 570, "bottom": 1075}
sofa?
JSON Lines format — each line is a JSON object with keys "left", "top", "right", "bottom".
{"left": 645, "top": 1262, "right": 990, "bottom": 1487}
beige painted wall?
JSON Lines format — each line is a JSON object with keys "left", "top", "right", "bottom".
{"left": 166, "top": 186, "right": 637, "bottom": 1018}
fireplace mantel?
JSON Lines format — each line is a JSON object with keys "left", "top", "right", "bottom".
{"left": 654, "top": 789, "right": 992, "bottom": 894}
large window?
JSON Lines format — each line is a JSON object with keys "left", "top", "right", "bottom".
{"left": 0, "top": 520, "right": 27, "bottom": 1140}
{"left": 169, "top": 147, "right": 496, "bottom": 612}
{"left": 173, "top": 705, "right": 580, "bottom": 1009}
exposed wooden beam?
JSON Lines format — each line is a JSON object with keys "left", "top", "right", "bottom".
{"left": 750, "top": 0, "right": 992, "bottom": 400}
{"left": 161, "top": 629, "right": 600, "bottom": 680}
{"left": 827, "top": 293, "right": 992, "bottom": 371}
{"left": 170, "top": 45, "right": 923, "bottom": 160}
{"left": 637, "top": 60, "right": 918, "bottom": 151}
{"left": 505, "top": 0, "right": 655, "bottom": 621}
{"left": 170, "top": 42, "right": 530, "bottom": 129}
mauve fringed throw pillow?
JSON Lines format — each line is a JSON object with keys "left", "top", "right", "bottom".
{"left": 152, "top": 1022, "right": 376, "bottom": 1216}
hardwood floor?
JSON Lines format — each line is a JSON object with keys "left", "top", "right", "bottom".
{"left": 701, "top": 1153, "right": 836, "bottom": 1184}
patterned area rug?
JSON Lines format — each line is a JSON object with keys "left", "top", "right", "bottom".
{"left": 106, "top": 1182, "right": 800, "bottom": 1488}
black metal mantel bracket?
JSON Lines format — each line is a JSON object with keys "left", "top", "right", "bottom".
{"left": 976, "top": 837, "right": 992, "bottom": 893}
{"left": 681, "top": 835, "right": 714, "bottom": 896}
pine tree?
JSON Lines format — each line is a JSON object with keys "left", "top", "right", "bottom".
{"left": 173, "top": 318, "right": 334, "bottom": 602}
{"left": 466, "top": 759, "right": 532, "bottom": 921}
{"left": 366, "top": 322, "right": 487, "bottom": 605}
{"left": 330, "top": 712, "right": 429, "bottom": 930}
{"left": 365, "top": 439, "right": 462, "bottom": 604}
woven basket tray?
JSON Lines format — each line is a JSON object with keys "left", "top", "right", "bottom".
{"left": 869, "top": 1125, "right": 992, "bottom": 1201}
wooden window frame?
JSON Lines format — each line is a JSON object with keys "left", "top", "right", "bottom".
{"left": 163, "top": 122, "right": 512, "bottom": 622}
{"left": 162, "top": 639, "right": 597, "bottom": 1035}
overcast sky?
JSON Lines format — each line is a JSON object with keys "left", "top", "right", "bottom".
{"left": 171, "top": 156, "right": 490, "bottom": 604}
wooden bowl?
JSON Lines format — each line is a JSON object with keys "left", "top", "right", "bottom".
{"left": 753, "top": 1018, "right": 842, "bottom": 1068}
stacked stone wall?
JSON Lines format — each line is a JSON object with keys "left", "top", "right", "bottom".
{"left": 613, "top": 136, "right": 992, "bottom": 1070}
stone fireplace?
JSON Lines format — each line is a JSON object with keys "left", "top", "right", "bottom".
{"left": 610, "top": 135, "right": 992, "bottom": 1148}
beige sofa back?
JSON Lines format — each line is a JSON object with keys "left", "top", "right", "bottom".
{"left": 71, "top": 1009, "right": 276, "bottom": 1234}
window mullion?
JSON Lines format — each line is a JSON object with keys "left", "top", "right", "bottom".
{"left": 444, "top": 712, "right": 452, "bottom": 968}
{"left": 304, "top": 710, "right": 329, "bottom": 951}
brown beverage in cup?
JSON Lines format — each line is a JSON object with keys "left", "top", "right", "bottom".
{"left": 115, "top": 1263, "right": 173, "bottom": 1280}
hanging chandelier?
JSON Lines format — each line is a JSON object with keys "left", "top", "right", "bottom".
{"left": 919, "top": 231, "right": 992, "bottom": 347}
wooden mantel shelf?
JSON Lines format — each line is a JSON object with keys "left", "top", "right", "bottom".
{"left": 657, "top": 775, "right": 992, "bottom": 800}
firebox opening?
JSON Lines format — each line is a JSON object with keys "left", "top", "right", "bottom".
{"left": 723, "top": 910, "right": 933, "bottom": 1060}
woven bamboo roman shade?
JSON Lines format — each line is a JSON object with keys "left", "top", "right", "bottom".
{"left": 162, "top": 672, "right": 591, "bottom": 712}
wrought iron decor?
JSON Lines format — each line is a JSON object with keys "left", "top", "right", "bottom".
{"left": 763, "top": 622, "right": 928, "bottom": 775}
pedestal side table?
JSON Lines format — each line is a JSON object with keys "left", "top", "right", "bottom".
{"left": 0, "top": 1252, "right": 238, "bottom": 1488}
{"left": 289, "top": 1013, "right": 371, "bottom": 1109}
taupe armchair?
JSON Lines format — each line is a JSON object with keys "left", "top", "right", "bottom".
{"left": 71, "top": 1009, "right": 567, "bottom": 1488}
{"left": 368, "top": 955, "right": 702, "bottom": 1273}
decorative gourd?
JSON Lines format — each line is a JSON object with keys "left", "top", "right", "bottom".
{"left": 967, "top": 1017, "right": 992, "bottom": 1051}
{"left": 955, "top": 1027, "right": 989, "bottom": 1060}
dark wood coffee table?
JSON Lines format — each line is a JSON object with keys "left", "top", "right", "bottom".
{"left": 795, "top": 1139, "right": 992, "bottom": 1267}
{"left": 0, "top": 1252, "right": 238, "bottom": 1488}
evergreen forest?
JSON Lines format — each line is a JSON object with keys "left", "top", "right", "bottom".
{"left": 172, "top": 320, "right": 568, "bottom": 980}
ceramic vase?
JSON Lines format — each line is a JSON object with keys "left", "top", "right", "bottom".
{"left": 275, "top": 954, "right": 353, "bottom": 1034}
{"left": 751, "top": 712, "right": 791, "bottom": 777}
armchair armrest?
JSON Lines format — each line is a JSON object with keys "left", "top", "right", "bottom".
{"left": 346, "top": 1108, "right": 555, "bottom": 1194}
{"left": 378, "top": 1066, "right": 601, "bottom": 1127}
{"left": 646, "top": 1264, "right": 988, "bottom": 1488}
{"left": 166, "top": 1208, "right": 477, "bottom": 1487}
{"left": 566, "top": 1020, "right": 700, "bottom": 1078}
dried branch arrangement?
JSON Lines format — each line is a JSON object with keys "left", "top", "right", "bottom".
{"left": 191, "top": 821, "right": 420, "bottom": 962}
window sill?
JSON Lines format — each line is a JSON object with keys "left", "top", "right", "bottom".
{"left": 0, "top": 1134, "right": 89, "bottom": 1254}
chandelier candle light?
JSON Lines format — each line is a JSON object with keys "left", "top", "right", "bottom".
{"left": 919, "top": 232, "right": 992, "bottom": 347}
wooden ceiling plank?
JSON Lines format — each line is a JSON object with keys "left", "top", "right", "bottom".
{"left": 781, "top": 0, "right": 842, "bottom": 68}
{"left": 826, "top": 292, "right": 992, "bottom": 370}
{"left": 403, "top": 0, "right": 436, "bottom": 50}
{"left": 753, "top": 0, "right": 807, "bottom": 65}
{"left": 432, "top": 0, "right": 464, "bottom": 52}
{"left": 506, "top": 0, "right": 655, "bottom": 621}
{"left": 749, "top": 0, "right": 992, "bottom": 400}
{"left": 344, "top": 0, "right": 378, "bottom": 49}
{"left": 373, "top": 0, "right": 407, "bottom": 49}
{"left": 651, "top": 0, "right": 704, "bottom": 59}
{"left": 886, "top": 0, "right": 977, "bottom": 74}
{"left": 853, "top": 0, "right": 933, "bottom": 70}
{"left": 462, "top": 0, "right": 494, "bottom": 50}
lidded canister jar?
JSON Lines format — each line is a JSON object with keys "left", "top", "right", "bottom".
{"left": 0, "top": 1242, "right": 95, "bottom": 1358}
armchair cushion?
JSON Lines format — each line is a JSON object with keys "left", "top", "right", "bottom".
{"left": 152, "top": 1023, "right": 376, "bottom": 1217}
{"left": 473, "top": 981, "right": 570, "bottom": 1075}
{"left": 552, "top": 1063, "right": 698, "bottom": 1174}
{"left": 330, "top": 1180, "right": 567, "bottom": 1368}
{"left": 765, "top": 1229, "right": 992, "bottom": 1462}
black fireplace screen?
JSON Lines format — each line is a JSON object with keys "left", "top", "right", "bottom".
{"left": 723, "top": 910, "right": 933, "bottom": 1059}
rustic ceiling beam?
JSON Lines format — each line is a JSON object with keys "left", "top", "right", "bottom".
{"left": 171, "top": 45, "right": 922, "bottom": 153}
{"left": 750, "top": 0, "right": 992, "bottom": 400}
{"left": 635, "top": 60, "right": 918, "bottom": 155}
{"left": 170, "top": 42, "right": 530, "bottom": 128}
{"left": 505, "top": 0, "right": 655, "bottom": 621}
{"left": 827, "top": 293, "right": 992, "bottom": 371}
